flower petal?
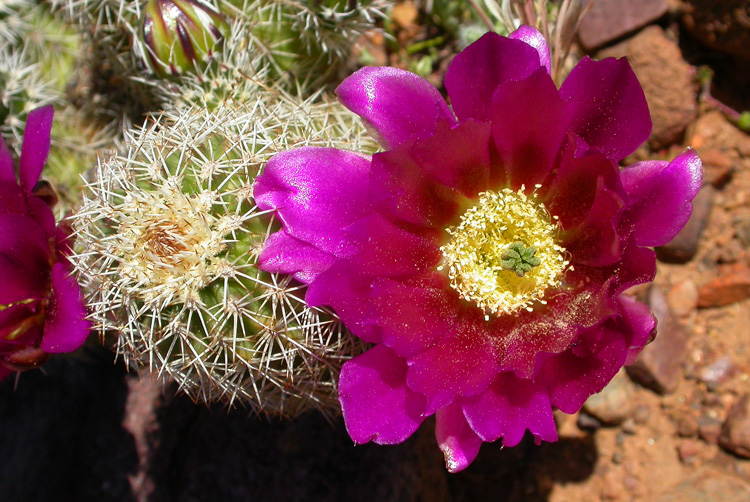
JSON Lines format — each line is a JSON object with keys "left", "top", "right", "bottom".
{"left": 336, "top": 67, "right": 455, "bottom": 149}
{"left": 435, "top": 401, "right": 483, "bottom": 473}
{"left": 339, "top": 344, "right": 427, "bottom": 444}
{"left": 26, "top": 192, "right": 57, "bottom": 236}
{"left": 0, "top": 138, "right": 15, "bottom": 184}
{"left": 345, "top": 214, "right": 442, "bottom": 277}
{"left": 40, "top": 262, "right": 91, "bottom": 353}
{"left": 370, "top": 145, "right": 461, "bottom": 228}
{"left": 491, "top": 287, "right": 614, "bottom": 378}
{"left": 560, "top": 57, "right": 651, "bottom": 161}
{"left": 305, "top": 261, "right": 381, "bottom": 343}
{"left": 19, "top": 105, "right": 54, "bottom": 193}
{"left": 0, "top": 214, "right": 50, "bottom": 304}
{"left": 562, "top": 177, "right": 625, "bottom": 267}
{"left": 254, "top": 147, "right": 373, "bottom": 257}
{"left": 617, "top": 295, "right": 656, "bottom": 366}
{"left": 445, "top": 32, "right": 543, "bottom": 122}
{"left": 370, "top": 278, "right": 458, "bottom": 357}
{"left": 509, "top": 25, "right": 551, "bottom": 74}
{"left": 406, "top": 317, "right": 498, "bottom": 415}
{"left": 258, "top": 231, "right": 335, "bottom": 284}
{"left": 543, "top": 133, "right": 623, "bottom": 230}
{"left": 406, "top": 119, "right": 492, "bottom": 197}
{"left": 620, "top": 149, "right": 703, "bottom": 247}
{"left": 463, "top": 372, "right": 557, "bottom": 446}
{"left": 0, "top": 182, "right": 30, "bottom": 215}
{"left": 569, "top": 231, "right": 657, "bottom": 301}
{"left": 490, "top": 68, "right": 573, "bottom": 189}
{"left": 542, "top": 319, "right": 629, "bottom": 414}
{"left": 370, "top": 119, "right": 492, "bottom": 227}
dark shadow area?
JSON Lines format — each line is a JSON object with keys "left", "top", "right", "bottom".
{"left": 448, "top": 434, "right": 598, "bottom": 502}
{"left": 0, "top": 349, "right": 599, "bottom": 502}
{"left": 679, "top": 28, "right": 750, "bottom": 115}
{"left": 145, "top": 400, "right": 450, "bottom": 502}
{"left": 0, "top": 346, "right": 138, "bottom": 501}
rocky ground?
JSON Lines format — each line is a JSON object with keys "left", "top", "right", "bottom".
{"left": 2, "top": 1, "right": 750, "bottom": 501}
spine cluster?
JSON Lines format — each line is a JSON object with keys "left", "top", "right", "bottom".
{"left": 72, "top": 96, "right": 376, "bottom": 414}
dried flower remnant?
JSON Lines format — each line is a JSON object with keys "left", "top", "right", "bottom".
{"left": 0, "top": 106, "right": 91, "bottom": 381}
{"left": 254, "top": 27, "right": 703, "bottom": 470}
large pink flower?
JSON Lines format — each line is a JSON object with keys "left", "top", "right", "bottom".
{"left": 253, "top": 28, "right": 702, "bottom": 471}
{"left": 0, "top": 106, "right": 91, "bottom": 381}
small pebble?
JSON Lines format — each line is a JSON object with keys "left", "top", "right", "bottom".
{"left": 677, "top": 415, "right": 699, "bottom": 437}
{"left": 621, "top": 418, "right": 637, "bottom": 435}
{"left": 577, "top": 413, "right": 602, "bottom": 431}
{"left": 677, "top": 440, "right": 702, "bottom": 464}
{"left": 616, "top": 432, "right": 628, "bottom": 446}
{"left": 697, "top": 415, "right": 723, "bottom": 445}
{"left": 633, "top": 405, "right": 650, "bottom": 425}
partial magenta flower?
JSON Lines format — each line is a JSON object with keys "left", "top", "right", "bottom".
{"left": 253, "top": 28, "right": 702, "bottom": 471}
{"left": 0, "top": 106, "right": 91, "bottom": 381}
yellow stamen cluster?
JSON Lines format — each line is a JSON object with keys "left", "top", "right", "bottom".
{"left": 440, "top": 187, "right": 568, "bottom": 317}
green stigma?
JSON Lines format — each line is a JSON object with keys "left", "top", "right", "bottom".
{"left": 500, "top": 241, "right": 541, "bottom": 277}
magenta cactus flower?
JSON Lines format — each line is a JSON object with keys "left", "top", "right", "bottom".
{"left": 0, "top": 106, "right": 91, "bottom": 381}
{"left": 253, "top": 27, "right": 702, "bottom": 471}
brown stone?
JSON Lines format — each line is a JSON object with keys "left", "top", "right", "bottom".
{"left": 599, "top": 26, "right": 697, "bottom": 149}
{"left": 677, "top": 439, "right": 702, "bottom": 464}
{"left": 698, "top": 266, "right": 750, "bottom": 308}
{"left": 657, "top": 185, "right": 714, "bottom": 263}
{"left": 699, "top": 148, "right": 734, "bottom": 187}
{"left": 697, "top": 415, "right": 722, "bottom": 444}
{"left": 719, "top": 393, "right": 750, "bottom": 458}
{"left": 666, "top": 279, "right": 699, "bottom": 317}
{"left": 699, "top": 356, "right": 736, "bottom": 387}
{"left": 626, "top": 286, "right": 687, "bottom": 394}
{"left": 677, "top": 414, "right": 699, "bottom": 437}
{"left": 578, "top": 0, "right": 669, "bottom": 51}
{"left": 656, "top": 469, "right": 750, "bottom": 501}
{"left": 583, "top": 369, "right": 636, "bottom": 425}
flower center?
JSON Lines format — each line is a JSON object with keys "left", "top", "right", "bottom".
{"left": 440, "top": 187, "right": 568, "bottom": 317}
{"left": 116, "top": 180, "right": 229, "bottom": 306}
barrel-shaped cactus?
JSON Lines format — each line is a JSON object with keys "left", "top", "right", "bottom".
{"left": 71, "top": 96, "right": 377, "bottom": 414}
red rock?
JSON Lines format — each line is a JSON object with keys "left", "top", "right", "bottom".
{"left": 719, "top": 393, "right": 750, "bottom": 458}
{"left": 626, "top": 286, "right": 687, "bottom": 394}
{"left": 578, "top": 0, "right": 669, "bottom": 50}
{"left": 599, "top": 26, "right": 697, "bottom": 149}
{"left": 698, "top": 266, "right": 750, "bottom": 308}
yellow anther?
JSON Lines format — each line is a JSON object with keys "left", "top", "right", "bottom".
{"left": 439, "top": 188, "right": 568, "bottom": 316}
